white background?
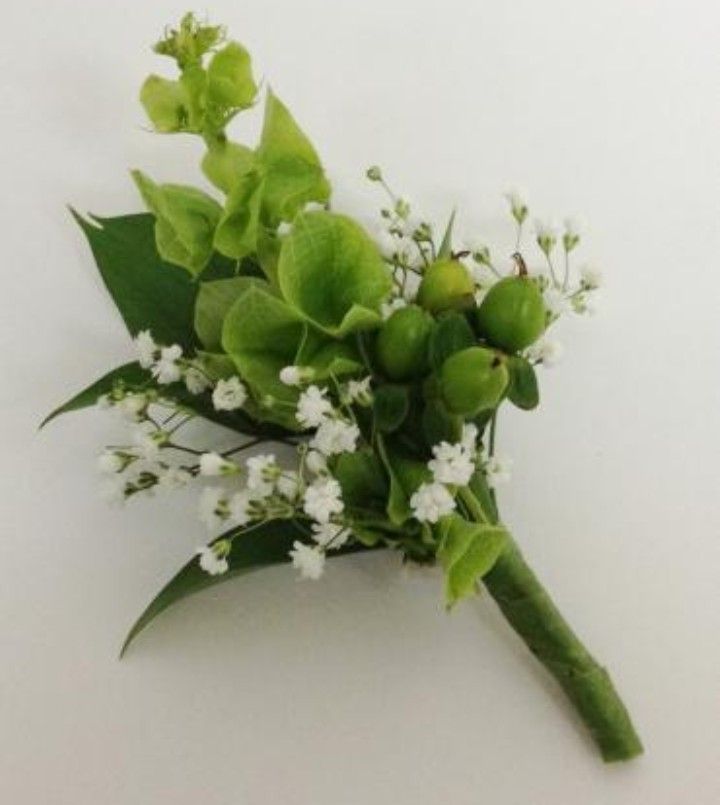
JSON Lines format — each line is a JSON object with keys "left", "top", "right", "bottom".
{"left": 1, "top": 1, "right": 719, "bottom": 803}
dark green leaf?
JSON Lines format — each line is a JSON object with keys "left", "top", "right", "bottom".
{"left": 429, "top": 312, "right": 476, "bottom": 372}
{"left": 375, "top": 434, "right": 412, "bottom": 525}
{"left": 421, "top": 397, "right": 462, "bottom": 447}
{"left": 121, "top": 521, "right": 381, "bottom": 656}
{"left": 334, "top": 450, "right": 389, "bottom": 508}
{"left": 373, "top": 384, "right": 410, "bottom": 433}
{"left": 506, "top": 355, "right": 540, "bottom": 410}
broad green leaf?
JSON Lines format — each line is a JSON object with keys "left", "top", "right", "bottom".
{"left": 121, "top": 521, "right": 381, "bottom": 656}
{"left": 195, "top": 276, "right": 271, "bottom": 350}
{"left": 437, "top": 514, "right": 508, "bottom": 606}
{"left": 206, "top": 42, "right": 257, "bottom": 111}
{"left": 373, "top": 384, "right": 410, "bottom": 433}
{"left": 202, "top": 140, "right": 255, "bottom": 194}
{"left": 256, "top": 90, "right": 330, "bottom": 221}
{"left": 421, "top": 397, "right": 462, "bottom": 447}
{"left": 222, "top": 285, "right": 306, "bottom": 429}
{"left": 71, "top": 210, "right": 219, "bottom": 349}
{"left": 429, "top": 312, "right": 476, "bottom": 372}
{"left": 139, "top": 75, "right": 189, "bottom": 133}
{"left": 278, "top": 212, "right": 392, "bottom": 338}
{"left": 296, "top": 328, "right": 363, "bottom": 379}
{"left": 334, "top": 450, "right": 389, "bottom": 510}
{"left": 506, "top": 355, "right": 540, "bottom": 410}
{"left": 256, "top": 227, "right": 282, "bottom": 285}
{"left": 40, "top": 362, "right": 149, "bottom": 429}
{"left": 213, "top": 168, "right": 265, "bottom": 260}
{"left": 132, "top": 170, "right": 222, "bottom": 276}
{"left": 437, "top": 208, "right": 456, "bottom": 259}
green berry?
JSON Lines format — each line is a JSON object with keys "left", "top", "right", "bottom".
{"left": 417, "top": 259, "right": 475, "bottom": 314}
{"left": 375, "top": 305, "right": 435, "bottom": 381}
{"left": 440, "top": 347, "right": 509, "bottom": 415}
{"left": 475, "top": 276, "right": 545, "bottom": 353}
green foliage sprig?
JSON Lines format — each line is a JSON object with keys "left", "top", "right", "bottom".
{"left": 45, "top": 14, "right": 640, "bottom": 764}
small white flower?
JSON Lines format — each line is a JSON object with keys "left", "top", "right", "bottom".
{"left": 199, "top": 452, "right": 238, "bottom": 477}
{"left": 463, "top": 235, "right": 488, "bottom": 255}
{"left": 184, "top": 366, "right": 211, "bottom": 395}
{"left": 197, "top": 545, "right": 229, "bottom": 576}
{"left": 229, "top": 489, "right": 254, "bottom": 526}
{"left": 97, "top": 393, "right": 113, "bottom": 410}
{"left": 280, "top": 366, "right": 303, "bottom": 386}
{"left": 311, "top": 522, "right": 350, "bottom": 550}
{"left": 528, "top": 337, "right": 565, "bottom": 367}
{"left": 401, "top": 270, "right": 423, "bottom": 300}
{"left": 543, "top": 287, "right": 571, "bottom": 317}
{"left": 311, "top": 418, "right": 360, "bottom": 457}
{"left": 485, "top": 456, "right": 513, "bottom": 488}
{"left": 345, "top": 376, "right": 373, "bottom": 405}
{"left": 376, "top": 228, "right": 398, "bottom": 260}
{"left": 410, "top": 482, "right": 456, "bottom": 524}
{"left": 157, "top": 466, "right": 192, "bottom": 490}
{"left": 534, "top": 217, "right": 561, "bottom": 241}
{"left": 564, "top": 216, "right": 586, "bottom": 238}
{"left": 117, "top": 393, "right": 147, "bottom": 421}
{"left": 296, "top": 385, "right": 333, "bottom": 428}
{"left": 381, "top": 297, "right": 408, "bottom": 320}
{"left": 212, "top": 376, "right": 247, "bottom": 411}
{"left": 305, "top": 449, "right": 328, "bottom": 475}
{"left": 152, "top": 344, "right": 183, "bottom": 385}
{"left": 428, "top": 441, "right": 475, "bottom": 486}
{"left": 277, "top": 221, "right": 293, "bottom": 237}
{"left": 303, "top": 477, "right": 344, "bottom": 523}
{"left": 303, "top": 201, "right": 325, "bottom": 213}
{"left": 276, "top": 471, "right": 300, "bottom": 501}
{"left": 97, "top": 450, "right": 124, "bottom": 474}
{"left": 246, "top": 454, "right": 278, "bottom": 499}
{"left": 580, "top": 263, "right": 603, "bottom": 290}
{"left": 198, "top": 487, "right": 229, "bottom": 529}
{"left": 134, "top": 330, "right": 157, "bottom": 369}
{"left": 505, "top": 186, "right": 529, "bottom": 212}
{"left": 131, "top": 423, "right": 167, "bottom": 460}
{"left": 461, "top": 423, "right": 479, "bottom": 453}
{"left": 289, "top": 541, "right": 325, "bottom": 580}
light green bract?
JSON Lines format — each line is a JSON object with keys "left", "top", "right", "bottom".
{"left": 44, "top": 13, "right": 642, "bottom": 768}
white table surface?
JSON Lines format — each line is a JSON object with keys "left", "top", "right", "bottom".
{"left": 1, "top": 1, "right": 719, "bottom": 803}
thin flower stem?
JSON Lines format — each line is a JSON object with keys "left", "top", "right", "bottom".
{"left": 489, "top": 411, "right": 498, "bottom": 457}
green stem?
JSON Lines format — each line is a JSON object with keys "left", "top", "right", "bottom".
{"left": 463, "top": 489, "right": 643, "bottom": 762}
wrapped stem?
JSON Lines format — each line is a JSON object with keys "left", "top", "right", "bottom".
{"left": 483, "top": 536, "right": 643, "bottom": 762}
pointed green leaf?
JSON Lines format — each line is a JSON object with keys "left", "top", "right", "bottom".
{"left": 206, "top": 42, "right": 257, "bottom": 111}
{"left": 334, "top": 450, "right": 389, "bottom": 510}
{"left": 256, "top": 90, "right": 330, "bottom": 221}
{"left": 213, "top": 168, "right": 265, "bottom": 260}
{"left": 506, "top": 355, "right": 540, "bottom": 410}
{"left": 278, "top": 212, "right": 392, "bottom": 338}
{"left": 428, "top": 311, "right": 476, "bottom": 372}
{"left": 121, "top": 521, "right": 381, "bottom": 656}
{"left": 437, "top": 514, "right": 507, "bottom": 606}
{"left": 132, "top": 170, "right": 223, "bottom": 276}
{"left": 437, "top": 208, "right": 456, "bottom": 259}
{"left": 71, "top": 210, "right": 208, "bottom": 349}
{"left": 195, "top": 276, "right": 271, "bottom": 350}
{"left": 201, "top": 140, "right": 255, "bottom": 194}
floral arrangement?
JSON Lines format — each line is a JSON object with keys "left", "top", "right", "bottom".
{"left": 45, "top": 14, "right": 642, "bottom": 763}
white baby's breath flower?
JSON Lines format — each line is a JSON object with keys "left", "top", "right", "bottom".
{"left": 229, "top": 490, "right": 254, "bottom": 526}
{"left": 376, "top": 228, "right": 398, "bottom": 260}
{"left": 199, "top": 452, "right": 238, "bottom": 477}
{"left": 100, "top": 476, "right": 126, "bottom": 505}
{"left": 311, "top": 418, "right": 360, "bottom": 457}
{"left": 505, "top": 186, "right": 529, "bottom": 213}
{"left": 134, "top": 330, "right": 157, "bottom": 369}
{"left": 527, "top": 337, "right": 565, "bottom": 367}
{"left": 246, "top": 454, "right": 278, "bottom": 499}
{"left": 196, "top": 545, "right": 229, "bottom": 576}
{"left": 296, "top": 385, "right": 333, "bottom": 428}
{"left": 303, "top": 477, "right": 344, "bottom": 523}
{"left": 279, "top": 366, "right": 303, "bottom": 386}
{"left": 152, "top": 345, "right": 183, "bottom": 385}
{"left": 131, "top": 423, "right": 167, "bottom": 460}
{"left": 461, "top": 423, "right": 479, "bottom": 453}
{"left": 543, "top": 287, "right": 571, "bottom": 317}
{"left": 311, "top": 522, "right": 350, "bottom": 549}
{"left": 97, "top": 450, "right": 124, "bottom": 474}
{"left": 345, "top": 376, "right": 373, "bottom": 406}
{"left": 303, "top": 201, "right": 325, "bottom": 214}
{"left": 277, "top": 221, "right": 293, "bottom": 236}
{"left": 410, "top": 482, "right": 456, "bottom": 523}
{"left": 381, "top": 297, "right": 407, "bottom": 320}
{"left": 564, "top": 216, "right": 586, "bottom": 238}
{"left": 212, "top": 377, "right": 247, "bottom": 411}
{"left": 428, "top": 441, "right": 476, "bottom": 486}
{"left": 305, "top": 449, "right": 328, "bottom": 475}
{"left": 184, "top": 366, "right": 211, "bottom": 395}
{"left": 276, "top": 471, "right": 300, "bottom": 501}
{"left": 534, "top": 217, "right": 561, "bottom": 240}
{"left": 117, "top": 393, "right": 147, "bottom": 421}
{"left": 485, "top": 456, "right": 513, "bottom": 488}
{"left": 198, "top": 487, "right": 229, "bottom": 530}
{"left": 401, "top": 270, "right": 423, "bottom": 300}
{"left": 96, "top": 393, "right": 113, "bottom": 410}
{"left": 289, "top": 541, "right": 325, "bottom": 580}
{"left": 157, "top": 466, "right": 192, "bottom": 490}
{"left": 580, "top": 263, "right": 603, "bottom": 289}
